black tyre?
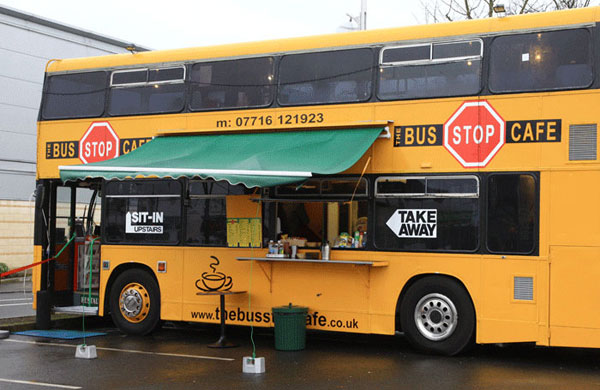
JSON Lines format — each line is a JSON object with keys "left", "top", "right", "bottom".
{"left": 400, "top": 276, "right": 475, "bottom": 356}
{"left": 109, "top": 269, "right": 161, "bottom": 335}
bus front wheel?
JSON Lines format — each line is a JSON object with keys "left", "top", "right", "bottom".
{"left": 400, "top": 276, "right": 474, "bottom": 356}
{"left": 109, "top": 269, "right": 161, "bottom": 335}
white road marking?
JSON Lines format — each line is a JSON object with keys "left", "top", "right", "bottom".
{"left": 0, "top": 378, "right": 81, "bottom": 389}
{"left": 4, "top": 339, "right": 234, "bottom": 361}
{"left": 0, "top": 297, "right": 33, "bottom": 302}
{"left": 0, "top": 302, "right": 33, "bottom": 307}
{"left": 0, "top": 298, "right": 33, "bottom": 302}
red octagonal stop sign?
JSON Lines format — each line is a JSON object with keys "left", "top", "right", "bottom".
{"left": 79, "top": 122, "right": 120, "bottom": 164}
{"left": 444, "top": 100, "right": 505, "bottom": 168}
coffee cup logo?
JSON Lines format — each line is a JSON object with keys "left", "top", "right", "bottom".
{"left": 195, "top": 256, "right": 233, "bottom": 292}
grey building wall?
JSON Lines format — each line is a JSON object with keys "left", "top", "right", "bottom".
{"left": 0, "top": 5, "right": 148, "bottom": 200}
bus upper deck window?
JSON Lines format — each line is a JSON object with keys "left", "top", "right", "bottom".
{"left": 378, "top": 39, "right": 482, "bottom": 101}
{"left": 108, "top": 67, "right": 186, "bottom": 116}
{"left": 382, "top": 44, "right": 430, "bottom": 63}
{"left": 189, "top": 57, "right": 275, "bottom": 111}
{"left": 432, "top": 41, "right": 481, "bottom": 60}
{"left": 278, "top": 48, "right": 374, "bottom": 106}
{"left": 489, "top": 29, "right": 592, "bottom": 93}
{"left": 42, "top": 71, "right": 107, "bottom": 120}
{"left": 149, "top": 67, "right": 185, "bottom": 83}
{"left": 111, "top": 69, "right": 147, "bottom": 85}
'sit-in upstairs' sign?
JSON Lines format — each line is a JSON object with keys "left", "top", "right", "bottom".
{"left": 126, "top": 211, "right": 164, "bottom": 234}
{"left": 386, "top": 209, "right": 437, "bottom": 238}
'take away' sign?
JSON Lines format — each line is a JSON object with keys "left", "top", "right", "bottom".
{"left": 386, "top": 209, "right": 437, "bottom": 238}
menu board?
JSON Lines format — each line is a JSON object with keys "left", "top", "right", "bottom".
{"left": 227, "top": 218, "right": 262, "bottom": 248}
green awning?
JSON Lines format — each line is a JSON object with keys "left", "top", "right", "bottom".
{"left": 59, "top": 128, "right": 382, "bottom": 188}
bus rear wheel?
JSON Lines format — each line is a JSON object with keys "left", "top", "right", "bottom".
{"left": 400, "top": 276, "right": 474, "bottom": 356}
{"left": 110, "top": 269, "right": 161, "bottom": 335}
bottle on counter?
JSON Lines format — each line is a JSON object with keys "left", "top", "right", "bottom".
{"left": 322, "top": 241, "right": 330, "bottom": 260}
{"left": 354, "top": 231, "right": 360, "bottom": 248}
{"left": 268, "top": 240, "right": 275, "bottom": 254}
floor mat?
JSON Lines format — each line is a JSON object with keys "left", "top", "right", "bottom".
{"left": 13, "top": 329, "right": 106, "bottom": 340}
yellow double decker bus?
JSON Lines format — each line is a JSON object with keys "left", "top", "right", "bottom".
{"left": 33, "top": 7, "right": 600, "bottom": 355}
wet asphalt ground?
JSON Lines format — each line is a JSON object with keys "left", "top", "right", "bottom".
{"left": 0, "top": 279, "right": 34, "bottom": 319}
{"left": 1, "top": 319, "right": 600, "bottom": 390}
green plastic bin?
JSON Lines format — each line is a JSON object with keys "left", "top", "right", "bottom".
{"left": 272, "top": 304, "right": 308, "bottom": 351}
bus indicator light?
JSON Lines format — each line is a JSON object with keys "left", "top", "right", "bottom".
{"left": 443, "top": 100, "right": 505, "bottom": 168}
{"left": 79, "top": 122, "right": 120, "bottom": 164}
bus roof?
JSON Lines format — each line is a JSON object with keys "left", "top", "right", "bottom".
{"left": 46, "top": 6, "right": 600, "bottom": 73}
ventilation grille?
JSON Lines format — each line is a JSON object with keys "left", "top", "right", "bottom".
{"left": 569, "top": 124, "right": 597, "bottom": 161}
{"left": 514, "top": 276, "right": 534, "bottom": 301}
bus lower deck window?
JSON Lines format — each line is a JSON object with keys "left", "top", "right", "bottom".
{"left": 486, "top": 174, "right": 536, "bottom": 254}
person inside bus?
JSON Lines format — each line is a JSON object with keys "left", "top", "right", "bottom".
{"left": 277, "top": 202, "right": 320, "bottom": 242}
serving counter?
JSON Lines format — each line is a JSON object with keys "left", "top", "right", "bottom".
{"left": 236, "top": 256, "right": 388, "bottom": 291}
{"left": 236, "top": 257, "right": 388, "bottom": 267}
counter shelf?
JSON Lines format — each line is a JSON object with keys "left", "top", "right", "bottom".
{"left": 236, "top": 257, "right": 388, "bottom": 267}
{"left": 236, "top": 257, "right": 388, "bottom": 291}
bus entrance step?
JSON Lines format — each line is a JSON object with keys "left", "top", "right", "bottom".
{"left": 52, "top": 306, "right": 99, "bottom": 315}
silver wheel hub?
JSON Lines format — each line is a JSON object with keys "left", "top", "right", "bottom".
{"left": 121, "top": 289, "right": 143, "bottom": 317}
{"left": 414, "top": 293, "right": 458, "bottom": 341}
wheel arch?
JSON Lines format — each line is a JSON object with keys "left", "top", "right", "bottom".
{"left": 395, "top": 273, "right": 476, "bottom": 334}
{"left": 103, "top": 262, "right": 159, "bottom": 317}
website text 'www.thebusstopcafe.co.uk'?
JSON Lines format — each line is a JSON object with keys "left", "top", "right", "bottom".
{"left": 190, "top": 307, "right": 359, "bottom": 330}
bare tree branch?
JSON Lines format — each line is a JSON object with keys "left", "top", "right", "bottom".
{"left": 464, "top": 0, "right": 474, "bottom": 18}
{"left": 421, "top": 0, "right": 591, "bottom": 21}
{"left": 519, "top": 0, "right": 530, "bottom": 14}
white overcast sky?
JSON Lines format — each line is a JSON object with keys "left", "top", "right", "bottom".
{"left": 3, "top": 1, "right": 599, "bottom": 51}
{"left": 0, "top": 0, "right": 424, "bottom": 50}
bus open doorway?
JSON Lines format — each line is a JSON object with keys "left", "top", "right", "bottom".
{"left": 34, "top": 180, "right": 102, "bottom": 329}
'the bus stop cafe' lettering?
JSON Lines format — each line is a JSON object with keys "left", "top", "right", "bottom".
{"left": 395, "top": 119, "right": 562, "bottom": 147}
{"left": 392, "top": 100, "right": 564, "bottom": 168}
{"left": 46, "top": 137, "right": 152, "bottom": 159}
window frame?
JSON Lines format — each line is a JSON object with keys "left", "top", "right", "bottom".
{"left": 188, "top": 56, "right": 276, "bottom": 112}
{"left": 184, "top": 195, "right": 228, "bottom": 247}
{"left": 184, "top": 179, "right": 250, "bottom": 247}
{"left": 110, "top": 65, "right": 186, "bottom": 88}
{"left": 272, "top": 177, "right": 369, "bottom": 200}
{"left": 277, "top": 47, "right": 375, "bottom": 107}
{"left": 484, "top": 172, "right": 539, "bottom": 256}
{"left": 107, "top": 65, "right": 187, "bottom": 116}
{"left": 374, "top": 175, "right": 480, "bottom": 198}
{"left": 377, "top": 38, "right": 484, "bottom": 101}
{"left": 41, "top": 71, "right": 108, "bottom": 120}
{"left": 372, "top": 174, "right": 481, "bottom": 253}
{"left": 101, "top": 179, "right": 183, "bottom": 246}
{"left": 488, "top": 28, "right": 594, "bottom": 94}
{"left": 379, "top": 39, "right": 484, "bottom": 66}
